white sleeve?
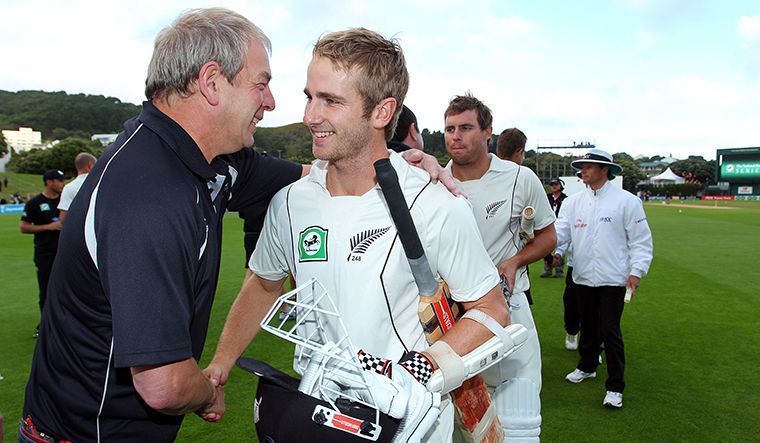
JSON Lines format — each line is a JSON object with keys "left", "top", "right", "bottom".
{"left": 624, "top": 198, "right": 653, "bottom": 278}
{"left": 425, "top": 195, "right": 500, "bottom": 303}
{"left": 555, "top": 196, "right": 573, "bottom": 251}
{"left": 554, "top": 238, "right": 571, "bottom": 257}
{"left": 521, "top": 167, "right": 556, "bottom": 230}
{"left": 58, "top": 185, "right": 75, "bottom": 210}
{"left": 250, "top": 188, "right": 291, "bottom": 281}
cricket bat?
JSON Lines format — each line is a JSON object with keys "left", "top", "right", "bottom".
{"left": 374, "top": 158, "right": 503, "bottom": 443}
{"left": 519, "top": 206, "right": 535, "bottom": 242}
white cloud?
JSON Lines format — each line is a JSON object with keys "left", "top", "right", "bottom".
{"left": 1, "top": 0, "right": 757, "bottom": 160}
{"left": 671, "top": 75, "right": 743, "bottom": 108}
{"left": 736, "top": 16, "right": 760, "bottom": 42}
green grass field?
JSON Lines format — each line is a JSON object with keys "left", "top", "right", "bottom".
{"left": 1, "top": 202, "right": 759, "bottom": 441}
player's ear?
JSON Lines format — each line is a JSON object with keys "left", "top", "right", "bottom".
{"left": 485, "top": 125, "right": 493, "bottom": 140}
{"left": 372, "top": 97, "right": 397, "bottom": 130}
{"left": 197, "top": 61, "right": 223, "bottom": 106}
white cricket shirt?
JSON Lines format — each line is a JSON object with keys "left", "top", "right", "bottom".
{"left": 252, "top": 151, "right": 500, "bottom": 362}
{"left": 58, "top": 173, "right": 88, "bottom": 211}
{"left": 446, "top": 155, "right": 556, "bottom": 294}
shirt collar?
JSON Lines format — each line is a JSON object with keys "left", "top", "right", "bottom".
{"left": 444, "top": 153, "right": 517, "bottom": 179}
{"left": 139, "top": 101, "right": 217, "bottom": 181}
{"left": 587, "top": 179, "right": 613, "bottom": 196}
{"left": 307, "top": 150, "right": 410, "bottom": 192}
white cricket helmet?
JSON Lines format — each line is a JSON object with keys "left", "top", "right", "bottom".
{"left": 242, "top": 278, "right": 404, "bottom": 442}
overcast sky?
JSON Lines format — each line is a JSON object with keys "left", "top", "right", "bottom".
{"left": 2, "top": 0, "right": 758, "bottom": 159}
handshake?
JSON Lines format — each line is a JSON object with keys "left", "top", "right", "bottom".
{"left": 196, "top": 362, "right": 229, "bottom": 422}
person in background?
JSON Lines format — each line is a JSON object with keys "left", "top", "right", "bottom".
{"left": 58, "top": 152, "right": 97, "bottom": 223}
{"left": 496, "top": 127, "right": 527, "bottom": 165}
{"left": 20, "top": 169, "right": 66, "bottom": 338}
{"left": 388, "top": 104, "right": 425, "bottom": 152}
{"left": 541, "top": 178, "right": 567, "bottom": 278}
{"left": 444, "top": 95, "right": 555, "bottom": 441}
{"left": 555, "top": 149, "right": 653, "bottom": 409}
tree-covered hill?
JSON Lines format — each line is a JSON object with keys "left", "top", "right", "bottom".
{"left": 0, "top": 90, "right": 141, "bottom": 140}
{"left": 254, "top": 123, "right": 315, "bottom": 163}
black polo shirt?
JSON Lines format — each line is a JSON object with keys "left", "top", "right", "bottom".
{"left": 21, "top": 193, "right": 60, "bottom": 258}
{"left": 23, "top": 101, "right": 302, "bottom": 442}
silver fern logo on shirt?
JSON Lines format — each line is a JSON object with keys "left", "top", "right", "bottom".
{"left": 485, "top": 199, "right": 507, "bottom": 219}
{"left": 347, "top": 226, "right": 391, "bottom": 261}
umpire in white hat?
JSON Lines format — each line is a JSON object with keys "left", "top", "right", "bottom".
{"left": 552, "top": 149, "right": 653, "bottom": 408}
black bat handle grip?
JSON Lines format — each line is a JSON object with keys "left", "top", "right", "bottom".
{"left": 374, "top": 158, "right": 438, "bottom": 296}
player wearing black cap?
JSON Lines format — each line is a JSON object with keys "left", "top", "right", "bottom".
{"left": 19, "top": 169, "right": 66, "bottom": 337}
{"left": 541, "top": 178, "right": 567, "bottom": 278}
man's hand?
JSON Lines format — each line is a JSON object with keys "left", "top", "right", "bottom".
{"left": 552, "top": 253, "right": 563, "bottom": 268}
{"left": 497, "top": 257, "right": 519, "bottom": 294}
{"left": 400, "top": 149, "right": 465, "bottom": 197}
{"left": 203, "top": 362, "right": 230, "bottom": 388}
{"left": 48, "top": 221, "right": 62, "bottom": 231}
{"left": 196, "top": 384, "right": 226, "bottom": 422}
{"left": 627, "top": 275, "right": 641, "bottom": 296}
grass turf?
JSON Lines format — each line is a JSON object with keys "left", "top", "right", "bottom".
{"left": 1, "top": 202, "right": 759, "bottom": 441}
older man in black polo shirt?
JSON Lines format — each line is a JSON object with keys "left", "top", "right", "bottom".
{"left": 20, "top": 9, "right": 303, "bottom": 442}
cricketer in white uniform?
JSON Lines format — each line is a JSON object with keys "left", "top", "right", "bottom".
{"left": 253, "top": 151, "right": 499, "bottom": 362}
{"left": 207, "top": 29, "right": 510, "bottom": 442}
{"left": 252, "top": 152, "right": 502, "bottom": 441}
{"left": 444, "top": 94, "right": 556, "bottom": 442}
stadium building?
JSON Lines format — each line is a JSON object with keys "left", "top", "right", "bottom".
{"left": 716, "top": 147, "right": 760, "bottom": 199}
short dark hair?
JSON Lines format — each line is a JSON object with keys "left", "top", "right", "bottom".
{"left": 444, "top": 93, "right": 492, "bottom": 130}
{"left": 391, "top": 105, "right": 418, "bottom": 143}
{"left": 496, "top": 128, "right": 527, "bottom": 159}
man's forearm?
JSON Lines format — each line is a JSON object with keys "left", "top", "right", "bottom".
{"left": 211, "top": 274, "right": 284, "bottom": 371}
{"left": 131, "top": 358, "right": 218, "bottom": 415}
{"left": 432, "top": 285, "right": 509, "bottom": 362}
{"left": 19, "top": 222, "right": 53, "bottom": 234}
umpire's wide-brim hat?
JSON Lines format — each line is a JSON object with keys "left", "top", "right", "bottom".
{"left": 571, "top": 149, "right": 623, "bottom": 175}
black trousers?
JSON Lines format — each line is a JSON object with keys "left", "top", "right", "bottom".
{"left": 33, "top": 255, "right": 55, "bottom": 314}
{"left": 576, "top": 284, "right": 626, "bottom": 393}
{"left": 563, "top": 267, "right": 581, "bottom": 335}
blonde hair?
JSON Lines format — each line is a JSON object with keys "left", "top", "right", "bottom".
{"left": 313, "top": 28, "right": 409, "bottom": 139}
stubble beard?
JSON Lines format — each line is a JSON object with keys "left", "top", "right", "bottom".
{"left": 314, "top": 122, "right": 372, "bottom": 166}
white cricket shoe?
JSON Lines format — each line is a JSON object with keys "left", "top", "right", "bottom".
{"left": 565, "top": 333, "right": 578, "bottom": 350}
{"left": 603, "top": 391, "right": 623, "bottom": 408}
{"left": 565, "top": 368, "right": 596, "bottom": 383}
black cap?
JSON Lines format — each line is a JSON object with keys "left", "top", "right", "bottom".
{"left": 43, "top": 169, "right": 66, "bottom": 182}
{"left": 549, "top": 178, "right": 561, "bottom": 185}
